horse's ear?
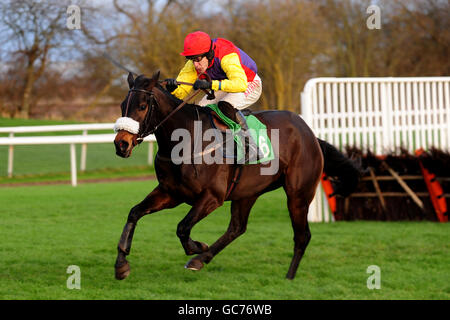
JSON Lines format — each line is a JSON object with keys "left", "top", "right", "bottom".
{"left": 127, "top": 72, "right": 134, "bottom": 89}
{"left": 151, "top": 70, "right": 160, "bottom": 82}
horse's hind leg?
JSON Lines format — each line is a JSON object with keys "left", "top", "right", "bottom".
{"left": 285, "top": 195, "right": 312, "bottom": 280}
{"left": 185, "top": 196, "right": 258, "bottom": 271}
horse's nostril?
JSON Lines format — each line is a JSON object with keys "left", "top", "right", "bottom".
{"left": 119, "top": 140, "right": 129, "bottom": 152}
{"left": 115, "top": 139, "right": 129, "bottom": 154}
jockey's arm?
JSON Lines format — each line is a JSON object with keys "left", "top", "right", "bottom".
{"left": 212, "top": 53, "right": 248, "bottom": 93}
{"left": 171, "top": 53, "right": 248, "bottom": 99}
{"left": 171, "top": 60, "right": 197, "bottom": 100}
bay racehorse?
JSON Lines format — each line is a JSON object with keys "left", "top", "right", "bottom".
{"left": 113, "top": 71, "right": 360, "bottom": 280}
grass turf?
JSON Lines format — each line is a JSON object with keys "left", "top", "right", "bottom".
{"left": 0, "top": 180, "right": 448, "bottom": 300}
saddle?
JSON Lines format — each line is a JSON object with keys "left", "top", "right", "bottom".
{"left": 206, "top": 102, "right": 250, "bottom": 199}
{"left": 210, "top": 111, "right": 229, "bottom": 132}
{"left": 206, "top": 103, "right": 269, "bottom": 164}
{"left": 209, "top": 102, "right": 252, "bottom": 133}
{"left": 207, "top": 108, "right": 239, "bottom": 161}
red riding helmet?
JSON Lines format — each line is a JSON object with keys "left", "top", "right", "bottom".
{"left": 180, "top": 31, "right": 212, "bottom": 57}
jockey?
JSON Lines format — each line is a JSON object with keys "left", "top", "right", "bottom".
{"left": 165, "top": 31, "right": 262, "bottom": 136}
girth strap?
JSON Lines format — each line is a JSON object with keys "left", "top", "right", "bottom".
{"left": 225, "top": 165, "right": 243, "bottom": 200}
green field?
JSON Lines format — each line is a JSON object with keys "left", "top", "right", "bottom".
{"left": 0, "top": 180, "right": 449, "bottom": 300}
{"left": 1, "top": 118, "right": 449, "bottom": 300}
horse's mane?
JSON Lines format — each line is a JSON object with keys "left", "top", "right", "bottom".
{"left": 133, "top": 74, "right": 209, "bottom": 120}
{"left": 152, "top": 81, "right": 208, "bottom": 115}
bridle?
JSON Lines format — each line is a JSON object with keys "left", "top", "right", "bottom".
{"left": 105, "top": 53, "right": 216, "bottom": 139}
{"left": 122, "top": 87, "right": 157, "bottom": 141}
{"left": 123, "top": 75, "right": 215, "bottom": 142}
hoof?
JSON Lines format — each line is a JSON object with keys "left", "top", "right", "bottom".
{"left": 185, "top": 258, "right": 204, "bottom": 271}
{"left": 115, "top": 261, "right": 130, "bottom": 280}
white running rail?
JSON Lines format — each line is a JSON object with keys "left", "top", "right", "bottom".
{"left": 301, "top": 77, "right": 450, "bottom": 222}
{"left": 0, "top": 123, "right": 156, "bottom": 186}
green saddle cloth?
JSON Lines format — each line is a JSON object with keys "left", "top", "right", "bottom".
{"left": 205, "top": 104, "right": 274, "bottom": 164}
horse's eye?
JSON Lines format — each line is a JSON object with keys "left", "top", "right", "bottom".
{"left": 139, "top": 105, "right": 147, "bottom": 111}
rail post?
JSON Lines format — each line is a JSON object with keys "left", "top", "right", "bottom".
{"left": 148, "top": 142, "right": 154, "bottom": 165}
{"left": 7, "top": 132, "right": 14, "bottom": 178}
{"left": 80, "top": 130, "right": 87, "bottom": 172}
{"left": 70, "top": 143, "right": 77, "bottom": 187}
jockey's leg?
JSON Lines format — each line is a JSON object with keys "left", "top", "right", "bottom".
{"left": 197, "top": 74, "right": 262, "bottom": 111}
{"left": 223, "top": 75, "right": 264, "bottom": 162}
{"left": 234, "top": 110, "right": 265, "bottom": 162}
{"left": 198, "top": 75, "right": 264, "bottom": 162}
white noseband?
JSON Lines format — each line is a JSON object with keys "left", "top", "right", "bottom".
{"left": 113, "top": 117, "right": 140, "bottom": 134}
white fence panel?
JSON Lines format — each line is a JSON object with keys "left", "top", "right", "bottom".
{"left": 301, "top": 77, "right": 450, "bottom": 222}
{"left": 0, "top": 123, "right": 156, "bottom": 185}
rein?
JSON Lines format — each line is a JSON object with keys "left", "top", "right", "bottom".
{"left": 131, "top": 73, "right": 215, "bottom": 141}
{"left": 147, "top": 88, "right": 202, "bottom": 136}
{"left": 122, "top": 85, "right": 202, "bottom": 142}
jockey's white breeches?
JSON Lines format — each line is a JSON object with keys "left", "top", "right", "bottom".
{"left": 198, "top": 74, "right": 262, "bottom": 110}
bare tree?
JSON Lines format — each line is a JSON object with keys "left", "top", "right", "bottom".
{"left": 318, "top": 0, "right": 449, "bottom": 77}
{"left": 221, "top": 0, "right": 332, "bottom": 111}
{"left": 109, "top": 0, "right": 203, "bottom": 78}
{"left": 317, "top": 0, "right": 381, "bottom": 77}
{"left": 0, "top": 0, "right": 75, "bottom": 117}
{"left": 1, "top": 0, "right": 447, "bottom": 120}
{"left": 382, "top": 0, "right": 450, "bottom": 76}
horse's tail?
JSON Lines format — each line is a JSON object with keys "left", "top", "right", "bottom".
{"left": 317, "top": 138, "right": 361, "bottom": 197}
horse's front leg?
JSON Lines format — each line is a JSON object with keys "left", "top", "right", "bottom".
{"left": 115, "top": 185, "right": 180, "bottom": 280}
{"left": 185, "top": 196, "right": 258, "bottom": 271}
{"left": 176, "top": 191, "right": 221, "bottom": 259}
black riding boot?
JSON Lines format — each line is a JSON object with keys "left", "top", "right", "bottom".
{"left": 235, "top": 110, "right": 264, "bottom": 163}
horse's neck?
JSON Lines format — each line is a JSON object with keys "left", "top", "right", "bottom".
{"left": 153, "top": 92, "right": 208, "bottom": 156}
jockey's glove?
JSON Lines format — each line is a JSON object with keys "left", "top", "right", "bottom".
{"left": 165, "top": 78, "right": 178, "bottom": 92}
{"left": 193, "top": 79, "right": 212, "bottom": 90}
